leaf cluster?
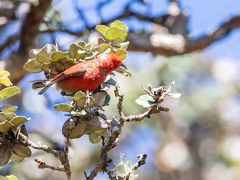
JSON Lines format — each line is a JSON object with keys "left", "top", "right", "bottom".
{"left": 24, "top": 20, "right": 130, "bottom": 79}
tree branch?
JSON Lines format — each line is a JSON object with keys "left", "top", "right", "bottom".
{"left": 5, "top": 0, "right": 52, "bottom": 84}
{"left": 85, "top": 83, "right": 173, "bottom": 179}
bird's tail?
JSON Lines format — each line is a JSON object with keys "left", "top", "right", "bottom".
{"left": 30, "top": 80, "right": 55, "bottom": 95}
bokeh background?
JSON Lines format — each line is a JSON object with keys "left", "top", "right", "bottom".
{"left": 0, "top": 0, "right": 240, "bottom": 179}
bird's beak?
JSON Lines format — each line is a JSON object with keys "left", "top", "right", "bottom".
{"left": 115, "top": 64, "right": 131, "bottom": 77}
{"left": 120, "top": 64, "right": 127, "bottom": 70}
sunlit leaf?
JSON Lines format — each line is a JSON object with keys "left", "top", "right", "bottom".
{"left": 105, "top": 27, "right": 128, "bottom": 43}
{"left": 29, "top": 49, "right": 40, "bottom": 59}
{"left": 115, "top": 49, "right": 126, "bottom": 60}
{"left": 73, "top": 91, "right": 87, "bottom": 108}
{"left": 2, "top": 104, "right": 17, "bottom": 113}
{"left": 0, "top": 86, "right": 21, "bottom": 102}
{"left": 95, "top": 25, "right": 109, "bottom": 36}
{"left": 0, "top": 120, "right": 14, "bottom": 133}
{"left": 36, "top": 44, "right": 56, "bottom": 63}
{"left": 0, "top": 71, "right": 10, "bottom": 77}
{"left": 89, "top": 133, "right": 101, "bottom": 144}
{"left": 119, "top": 41, "right": 129, "bottom": 50}
{"left": 0, "top": 77, "right": 12, "bottom": 86}
{"left": 51, "top": 51, "right": 69, "bottom": 61}
{"left": 110, "top": 20, "right": 127, "bottom": 30}
{"left": 10, "top": 116, "right": 29, "bottom": 126}
{"left": 98, "top": 43, "right": 113, "bottom": 54}
{"left": 23, "top": 58, "right": 42, "bottom": 72}
{"left": 54, "top": 103, "right": 72, "bottom": 112}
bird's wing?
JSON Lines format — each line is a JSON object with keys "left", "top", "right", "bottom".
{"left": 38, "top": 69, "right": 86, "bottom": 95}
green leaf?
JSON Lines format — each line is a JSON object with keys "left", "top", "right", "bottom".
{"left": 119, "top": 41, "right": 129, "bottom": 50}
{"left": 135, "top": 95, "right": 155, "bottom": 108}
{"left": 89, "top": 133, "right": 101, "bottom": 144}
{"left": 105, "top": 27, "right": 128, "bottom": 43}
{"left": 0, "top": 86, "right": 21, "bottom": 102}
{"left": 36, "top": 44, "right": 56, "bottom": 63}
{"left": 51, "top": 51, "right": 69, "bottom": 61}
{"left": 85, "top": 116, "right": 108, "bottom": 134}
{"left": 110, "top": 20, "right": 127, "bottom": 30}
{"left": 98, "top": 43, "right": 113, "bottom": 54}
{"left": 95, "top": 25, "right": 109, "bottom": 36}
{"left": 0, "top": 113, "right": 8, "bottom": 123}
{"left": 0, "top": 145, "right": 11, "bottom": 166}
{"left": 69, "top": 44, "right": 84, "bottom": 59}
{"left": 11, "top": 144, "right": 31, "bottom": 158}
{"left": 115, "top": 49, "right": 126, "bottom": 60}
{"left": 0, "top": 120, "right": 14, "bottom": 133}
{"left": 23, "top": 58, "right": 42, "bottom": 72}
{"left": 93, "top": 91, "right": 110, "bottom": 107}
{"left": 10, "top": 116, "right": 29, "bottom": 126}
{"left": 62, "top": 119, "right": 87, "bottom": 139}
{"left": 0, "top": 77, "right": 12, "bottom": 86}
{"left": 73, "top": 91, "right": 87, "bottom": 108}
{"left": 29, "top": 49, "right": 40, "bottom": 59}
{"left": 54, "top": 103, "right": 72, "bottom": 112}
{"left": 11, "top": 153, "right": 24, "bottom": 163}
{"left": 85, "top": 43, "right": 93, "bottom": 50}
{"left": 0, "top": 71, "right": 10, "bottom": 77}
{"left": 2, "top": 104, "right": 17, "bottom": 113}
{"left": 5, "top": 113, "right": 15, "bottom": 120}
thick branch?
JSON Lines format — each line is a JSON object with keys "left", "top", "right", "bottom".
{"left": 128, "top": 14, "right": 240, "bottom": 56}
{"left": 5, "top": 0, "right": 52, "bottom": 84}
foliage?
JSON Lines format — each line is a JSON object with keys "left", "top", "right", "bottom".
{"left": 0, "top": 20, "right": 179, "bottom": 180}
{"left": 0, "top": 66, "right": 30, "bottom": 179}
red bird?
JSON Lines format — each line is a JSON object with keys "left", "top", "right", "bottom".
{"left": 37, "top": 52, "right": 123, "bottom": 95}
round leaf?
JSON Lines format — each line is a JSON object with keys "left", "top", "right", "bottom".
{"left": 95, "top": 25, "right": 109, "bottom": 36}
{"left": 110, "top": 20, "right": 127, "bottom": 30}
{"left": 24, "top": 58, "right": 42, "bottom": 72}
{"left": 89, "top": 134, "right": 101, "bottom": 144}
{"left": 93, "top": 91, "right": 110, "bottom": 107}
{"left": 0, "top": 144, "right": 11, "bottom": 166}
{"left": 62, "top": 119, "right": 87, "bottom": 139}
{"left": 85, "top": 116, "right": 108, "bottom": 134}
{"left": 51, "top": 51, "right": 69, "bottom": 62}
{"left": 105, "top": 27, "right": 128, "bottom": 43}
{"left": 36, "top": 44, "right": 56, "bottom": 63}
{"left": 11, "top": 144, "right": 31, "bottom": 158}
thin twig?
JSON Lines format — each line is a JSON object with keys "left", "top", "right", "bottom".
{"left": 60, "top": 137, "right": 72, "bottom": 180}
{"left": 18, "top": 133, "right": 61, "bottom": 157}
{"left": 35, "top": 159, "right": 64, "bottom": 172}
